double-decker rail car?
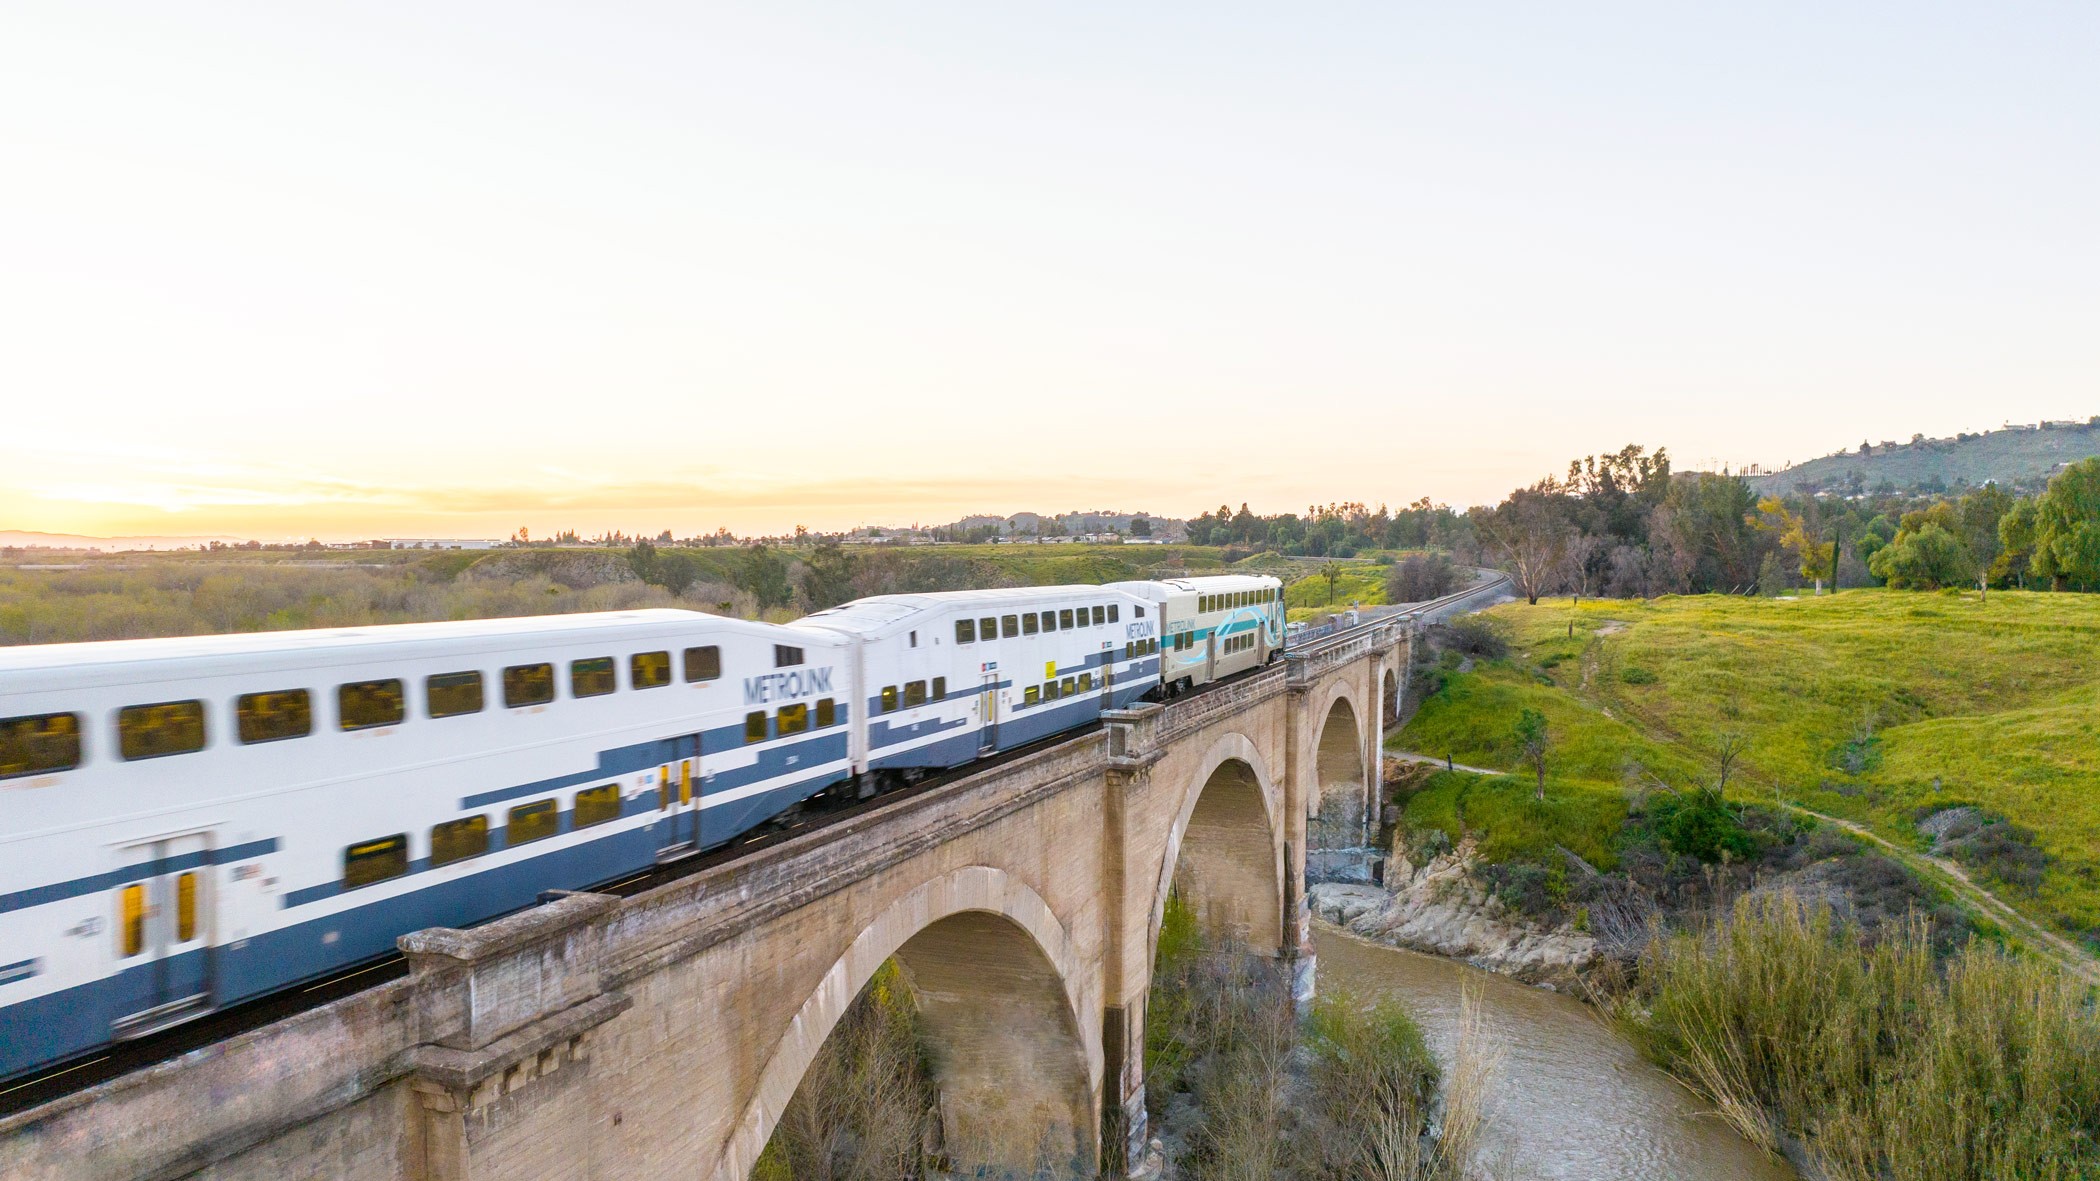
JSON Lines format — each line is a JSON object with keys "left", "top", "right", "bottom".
{"left": 789, "top": 585, "right": 1160, "bottom": 777}
{"left": 0, "top": 610, "right": 851, "bottom": 1080}
{"left": 1105, "top": 575, "right": 1285, "bottom": 693}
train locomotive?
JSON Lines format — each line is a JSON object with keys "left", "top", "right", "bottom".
{"left": 0, "top": 573, "right": 1281, "bottom": 1081}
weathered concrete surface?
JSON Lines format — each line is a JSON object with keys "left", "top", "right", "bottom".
{"left": 1, "top": 620, "right": 1410, "bottom": 1181}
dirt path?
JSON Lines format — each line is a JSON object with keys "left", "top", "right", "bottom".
{"left": 1402, "top": 613, "right": 2100, "bottom": 984}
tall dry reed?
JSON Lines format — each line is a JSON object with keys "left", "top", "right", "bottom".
{"left": 1629, "top": 891, "right": 2100, "bottom": 1179}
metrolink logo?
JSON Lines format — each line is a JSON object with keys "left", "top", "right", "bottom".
{"left": 743, "top": 668, "right": 833, "bottom": 705}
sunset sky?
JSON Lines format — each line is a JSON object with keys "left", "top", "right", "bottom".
{"left": 4, "top": 3, "right": 2096, "bottom": 541}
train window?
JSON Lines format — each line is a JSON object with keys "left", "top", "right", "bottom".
{"left": 574, "top": 783, "right": 621, "bottom": 828}
{"left": 684, "top": 645, "right": 722, "bottom": 682}
{"left": 1024, "top": 686, "right": 1040, "bottom": 706}
{"left": 955, "top": 619, "right": 976, "bottom": 644}
{"left": 1043, "top": 680, "right": 1060, "bottom": 701}
{"left": 745, "top": 711, "right": 767, "bottom": 743}
{"left": 778, "top": 702, "right": 809, "bottom": 734}
{"left": 117, "top": 883, "right": 145, "bottom": 957}
{"left": 176, "top": 871, "right": 198, "bottom": 942}
{"left": 508, "top": 800, "right": 559, "bottom": 845}
{"left": 504, "top": 663, "right": 555, "bottom": 708}
{"left": 905, "top": 681, "right": 927, "bottom": 708}
{"left": 431, "top": 816, "right": 489, "bottom": 867}
{"left": 1060, "top": 609, "right": 1074, "bottom": 629}
{"left": 344, "top": 834, "right": 409, "bottom": 889}
{"left": 1079, "top": 673, "right": 1093, "bottom": 691}
{"left": 1136, "top": 606, "right": 1146, "bottom": 617}
{"left": 1061, "top": 676, "right": 1075, "bottom": 697}
{"left": 571, "top": 658, "right": 616, "bottom": 698}
{"left": 1022, "top": 613, "right": 1039, "bottom": 635}
{"left": 426, "top": 672, "right": 484, "bottom": 719}
{"left": 631, "top": 651, "right": 672, "bottom": 690}
{"left": 980, "top": 617, "right": 997, "bottom": 642}
{"left": 1109, "top": 605, "right": 1119, "bottom": 623}
{"left": 1124, "top": 642, "right": 1133, "bottom": 659}
{"left": 881, "top": 685, "right": 899, "bottom": 712}
{"left": 1002, "top": 615, "right": 1019, "bottom": 638}
{"left": 931, "top": 677, "right": 946, "bottom": 700}
{"left": 237, "top": 690, "right": 312, "bottom": 745}
{"left": 816, "top": 698, "right": 836, "bottom": 728}
{"left": 338, "top": 681, "right": 405, "bottom": 731}
{"left": 1, "top": 712, "right": 82, "bottom": 779}
{"left": 118, "top": 700, "right": 206, "bottom": 761}
{"left": 1092, "top": 606, "right": 1105, "bottom": 626}
{"left": 1043, "top": 610, "right": 1059, "bottom": 631}
{"left": 774, "top": 645, "right": 804, "bottom": 668}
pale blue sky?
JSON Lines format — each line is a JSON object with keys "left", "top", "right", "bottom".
{"left": 3, "top": 3, "right": 2095, "bottom": 537}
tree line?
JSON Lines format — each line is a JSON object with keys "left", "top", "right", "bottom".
{"left": 1471, "top": 446, "right": 2100, "bottom": 603}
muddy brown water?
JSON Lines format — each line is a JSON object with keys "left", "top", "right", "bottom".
{"left": 1315, "top": 927, "right": 1798, "bottom": 1181}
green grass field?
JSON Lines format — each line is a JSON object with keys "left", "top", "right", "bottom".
{"left": 1397, "top": 589, "right": 2100, "bottom": 939}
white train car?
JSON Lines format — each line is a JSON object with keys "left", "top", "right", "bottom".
{"left": 790, "top": 585, "right": 1160, "bottom": 774}
{"left": 1105, "top": 575, "right": 1285, "bottom": 692}
{"left": 0, "top": 610, "right": 851, "bottom": 1081}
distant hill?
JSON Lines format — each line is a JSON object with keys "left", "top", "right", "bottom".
{"left": 0, "top": 529, "right": 254, "bottom": 552}
{"left": 1749, "top": 420, "right": 2100, "bottom": 496}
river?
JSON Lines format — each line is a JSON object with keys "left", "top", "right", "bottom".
{"left": 1314, "top": 927, "right": 1797, "bottom": 1181}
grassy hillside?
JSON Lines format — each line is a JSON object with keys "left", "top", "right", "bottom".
{"left": 1751, "top": 421, "right": 2100, "bottom": 494}
{"left": 1397, "top": 590, "right": 2100, "bottom": 944}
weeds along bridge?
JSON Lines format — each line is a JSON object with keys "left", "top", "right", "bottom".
{"left": 6, "top": 621, "right": 1422, "bottom": 1181}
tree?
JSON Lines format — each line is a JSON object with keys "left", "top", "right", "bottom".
{"left": 1321, "top": 561, "right": 1342, "bottom": 605}
{"left": 1751, "top": 496, "right": 1835, "bottom": 593}
{"left": 1384, "top": 552, "right": 1458, "bottom": 603}
{"left": 1868, "top": 521, "right": 1974, "bottom": 589}
{"left": 1479, "top": 488, "right": 1571, "bottom": 605}
{"left": 1713, "top": 730, "right": 1750, "bottom": 795}
{"left": 2031, "top": 457, "right": 2100, "bottom": 591}
{"left": 1130, "top": 516, "right": 1152, "bottom": 537}
{"left": 796, "top": 541, "right": 858, "bottom": 611}
{"left": 1513, "top": 708, "right": 1550, "bottom": 802}
{"left": 1994, "top": 500, "right": 2039, "bottom": 588}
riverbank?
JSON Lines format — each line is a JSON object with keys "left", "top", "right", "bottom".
{"left": 1314, "top": 925, "right": 1797, "bottom": 1181}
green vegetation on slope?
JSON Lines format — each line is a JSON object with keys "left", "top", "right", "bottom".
{"left": 1397, "top": 589, "right": 2100, "bottom": 942}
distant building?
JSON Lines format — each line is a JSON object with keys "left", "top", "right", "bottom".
{"left": 385, "top": 538, "right": 504, "bottom": 550}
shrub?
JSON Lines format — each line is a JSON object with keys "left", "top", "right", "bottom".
{"left": 1437, "top": 615, "right": 1509, "bottom": 660}
{"left": 1644, "top": 789, "right": 1757, "bottom": 863}
{"left": 1619, "top": 666, "right": 1658, "bottom": 685}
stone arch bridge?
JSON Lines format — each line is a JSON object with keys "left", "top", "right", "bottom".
{"left": 5, "top": 621, "right": 1412, "bottom": 1181}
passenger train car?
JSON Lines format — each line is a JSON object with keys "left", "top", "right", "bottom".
{"left": 1107, "top": 575, "right": 1285, "bottom": 693}
{"left": 0, "top": 611, "right": 851, "bottom": 1079}
{"left": 0, "top": 573, "right": 1279, "bottom": 1080}
{"left": 790, "top": 584, "right": 1160, "bottom": 776}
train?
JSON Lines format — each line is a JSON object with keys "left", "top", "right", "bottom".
{"left": 0, "top": 574, "right": 1283, "bottom": 1081}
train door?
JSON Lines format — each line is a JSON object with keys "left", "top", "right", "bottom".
{"left": 1205, "top": 630, "right": 1217, "bottom": 682}
{"left": 978, "top": 665, "right": 999, "bottom": 755}
{"left": 111, "top": 831, "right": 213, "bottom": 1038}
{"left": 656, "top": 733, "right": 701, "bottom": 859}
{"left": 1100, "top": 642, "right": 1113, "bottom": 706}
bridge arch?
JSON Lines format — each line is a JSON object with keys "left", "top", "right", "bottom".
{"left": 1382, "top": 666, "right": 1400, "bottom": 724}
{"left": 716, "top": 866, "right": 1097, "bottom": 1181}
{"left": 1148, "top": 732, "right": 1284, "bottom": 956}
{"left": 1308, "top": 685, "right": 1369, "bottom": 850}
